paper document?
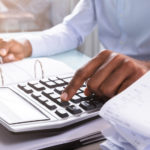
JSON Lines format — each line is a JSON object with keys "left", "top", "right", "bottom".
{"left": 99, "top": 71, "right": 150, "bottom": 150}
{"left": 0, "top": 57, "right": 73, "bottom": 86}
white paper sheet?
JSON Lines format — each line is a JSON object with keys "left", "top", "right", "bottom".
{"left": 0, "top": 57, "right": 73, "bottom": 86}
{"left": 99, "top": 71, "right": 150, "bottom": 150}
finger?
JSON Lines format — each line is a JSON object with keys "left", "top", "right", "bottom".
{"left": 2, "top": 53, "right": 16, "bottom": 63}
{"left": 99, "top": 60, "right": 135, "bottom": 97}
{"left": 86, "top": 54, "right": 124, "bottom": 96}
{"left": 61, "top": 50, "right": 112, "bottom": 101}
{"left": 0, "top": 48, "right": 8, "bottom": 57}
{"left": 117, "top": 76, "right": 138, "bottom": 93}
{"left": 0, "top": 40, "right": 11, "bottom": 57}
{"left": 117, "top": 70, "right": 145, "bottom": 94}
{"left": 84, "top": 87, "right": 91, "bottom": 96}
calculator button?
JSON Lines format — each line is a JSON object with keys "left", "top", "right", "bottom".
{"left": 28, "top": 81, "right": 38, "bottom": 85}
{"left": 79, "top": 101, "right": 95, "bottom": 111}
{"left": 55, "top": 80, "right": 65, "bottom": 86}
{"left": 79, "top": 87, "right": 86, "bottom": 91}
{"left": 55, "top": 109, "right": 69, "bottom": 118}
{"left": 21, "top": 86, "right": 33, "bottom": 94}
{"left": 18, "top": 83, "right": 26, "bottom": 88}
{"left": 49, "top": 76, "right": 58, "bottom": 81}
{"left": 31, "top": 92, "right": 41, "bottom": 100}
{"left": 45, "top": 101, "right": 57, "bottom": 110}
{"left": 66, "top": 105, "right": 82, "bottom": 114}
{"left": 49, "top": 92, "right": 60, "bottom": 100}
{"left": 91, "top": 101, "right": 104, "bottom": 109}
{"left": 54, "top": 87, "right": 64, "bottom": 94}
{"left": 42, "top": 89, "right": 53, "bottom": 97}
{"left": 30, "top": 83, "right": 45, "bottom": 91}
{"left": 39, "top": 78, "right": 49, "bottom": 84}
{"left": 63, "top": 78, "right": 72, "bottom": 83}
{"left": 55, "top": 98, "right": 70, "bottom": 107}
{"left": 71, "top": 95, "right": 81, "bottom": 104}
{"left": 85, "top": 95, "right": 95, "bottom": 101}
{"left": 44, "top": 81, "right": 56, "bottom": 88}
{"left": 38, "top": 96, "right": 48, "bottom": 103}
{"left": 82, "top": 83, "right": 86, "bottom": 87}
{"left": 75, "top": 89, "right": 82, "bottom": 95}
{"left": 78, "top": 93, "right": 87, "bottom": 98}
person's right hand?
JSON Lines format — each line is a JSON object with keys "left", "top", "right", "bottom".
{"left": 61, "top": 50, "right": 149, "bottom": 101}
{"left": 0, "top": 38, "right": 32, "bottom": 63}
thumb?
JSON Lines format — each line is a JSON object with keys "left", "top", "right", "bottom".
{"left": 3, "top": 53, "right": 15, "bottom": 63}
{"left": 0, "top": 40, "right": 12, "bottom": 56}
{"left": 0, "top": 48, "right": 8, "bottom": 57}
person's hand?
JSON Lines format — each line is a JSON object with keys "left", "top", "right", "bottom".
{"left": 61, "top": 50, "right": 150, "bottom": 101}
{"left": 0, "top": 38, "right": 32, "bottom": 63}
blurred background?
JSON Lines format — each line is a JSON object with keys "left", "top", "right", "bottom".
{"left": 0, "top": 0, "right": 100, "bottom": 57}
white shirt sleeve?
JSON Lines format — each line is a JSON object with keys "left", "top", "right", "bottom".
{"left": 28, "top": 0, "right": 96, "bottom": 57}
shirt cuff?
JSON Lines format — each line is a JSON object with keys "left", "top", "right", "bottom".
{"left": 26, "top": 34, "right": 47, "bottom": 58}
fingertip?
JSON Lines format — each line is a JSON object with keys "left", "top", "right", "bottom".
{"left": 60, "top": 92, "right": 68, "bottom": 101}
{"left": 8, "top": 54, "right": 15, "bottom": 61}
{"left": 0, "top": 48, "right": 7, "bottom": 56}
{"left": 84, "top": 87, "right": 91, "bottom": 96}
{"left": 3, "top": 53, "right": 15, "bottom": 63}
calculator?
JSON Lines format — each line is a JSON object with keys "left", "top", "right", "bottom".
{"left": 0, "top": 73, "right": 106, "bottom": 133}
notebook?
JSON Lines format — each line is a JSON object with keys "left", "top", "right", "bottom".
{"left": 0, "top": 58, "right": 105, "bottom": 133}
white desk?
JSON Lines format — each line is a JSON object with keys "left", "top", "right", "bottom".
{"left": 50, "top": 49, "right": 90, "bottom": 70}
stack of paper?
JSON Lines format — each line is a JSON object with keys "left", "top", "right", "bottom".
{"left": 99, "top": 71, "right": 150, "bottom": 150}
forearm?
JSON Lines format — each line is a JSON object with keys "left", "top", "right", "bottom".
{"left": 27, "top": 0, "right": 96, "bottom": 58}
{"left": 28, "top": 23, "right": 80, "bottom": 58}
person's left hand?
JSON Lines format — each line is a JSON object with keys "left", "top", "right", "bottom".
{"left": 0, "top": 38, "right": 32, "bottom": 63}
{"left": 61, "top": 50, "right": 150, "bottom": 101}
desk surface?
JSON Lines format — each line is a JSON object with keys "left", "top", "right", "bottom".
{"left": 50, "top": 49, "right": 90, "bottom": 70}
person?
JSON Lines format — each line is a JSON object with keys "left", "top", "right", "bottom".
{"left": 0, "top": 0, "right": 150, "bottom": 101}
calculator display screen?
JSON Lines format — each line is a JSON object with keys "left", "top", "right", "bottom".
{"left": 0, "top": 88, "right": 48, "bottom": 124}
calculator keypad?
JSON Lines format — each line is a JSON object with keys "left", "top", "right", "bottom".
{"left": 17, "top": 74, "right": 105, "bottom": 120}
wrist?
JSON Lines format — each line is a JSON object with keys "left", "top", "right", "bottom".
{"left": 23, "top": 39, "right": 32, "bottom": 58}
{"left": 137, "top": 60, "right": 150, "bottom": 70}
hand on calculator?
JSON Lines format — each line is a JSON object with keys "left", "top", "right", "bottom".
{"left": 61, "top": 50, "right": 148, "bottom": 101}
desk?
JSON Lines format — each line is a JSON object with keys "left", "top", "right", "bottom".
{"left": 50, "top": 49, "right": 90, "bottom": 70}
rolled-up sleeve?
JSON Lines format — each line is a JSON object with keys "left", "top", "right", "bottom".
{"left": 28, "top": 0, "right": 96, "bottom": 57}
